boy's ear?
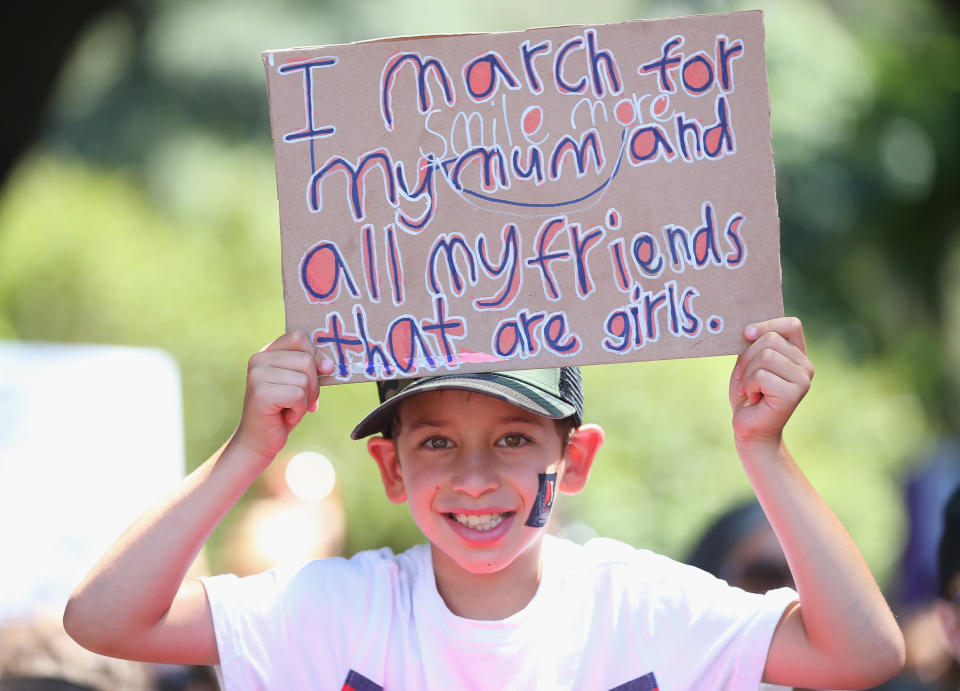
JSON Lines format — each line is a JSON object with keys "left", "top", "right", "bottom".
{"left": 558, "top": 423, "right": 604, "bottom": 495}
{"left": 367, "top": 437, "right": 407, "bottom": 503}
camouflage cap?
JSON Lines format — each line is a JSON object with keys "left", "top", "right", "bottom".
{"left": 350, "top": 367, "right": 584, "bottom": 440}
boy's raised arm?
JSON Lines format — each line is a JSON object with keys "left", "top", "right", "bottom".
{"left": 730, "top": 317, "right": 905, "bottom": 688}
{"left": 63, "top": 331, "right": 332, "bottom": 664}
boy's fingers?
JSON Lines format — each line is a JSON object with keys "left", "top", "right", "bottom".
{"left": 731, "top": 326, "right": 813, "bottom": 407}
{"left": 252, "top": 332, "right": 322, "bottom": 411}
{"left": 738, "top": 330, "right": 811, "bottom": 379}
{"left": 282, "top": 407, "right": 306, "bottom": 430}
{"left": 250, "top": 348, "right": 315, "bottom": 369}
{"left": 744, "top": 316, "right": 806, "bottom": 352}
{"left": 736, "top": 317, "right": 812, "bottom": 387}
{"left": 740, "top": 348, "right": 810, "bottom": 399}
{"left": 731, "top": 354, "right": 790, "bottom": 405}
{"left": 314, "top": 350, "right": 336, "bottom": 377}
{"left": 250, "top": 350, "right": 319, "bottom": 385}
{"left": 730, "top": 316, "right": 815, "bottom": 442}
{"left": 246, "top": 381, "right": 310, "bottom": 426}
{"left": 260, "top": 330, "right": 314, "bottom": 355}
{"left": 308, "top": 353, "right": 336, "bottom": 412}
{"left": 258, "top": 366, "right": 313, "bottom": 393}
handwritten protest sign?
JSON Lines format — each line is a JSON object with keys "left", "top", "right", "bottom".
{"left": 263, "top": 10, "right": 781, "bottom": 383}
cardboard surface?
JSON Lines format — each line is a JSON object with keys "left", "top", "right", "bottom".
{"left": 263, "top": 11, "right": 782, "bottom": 383}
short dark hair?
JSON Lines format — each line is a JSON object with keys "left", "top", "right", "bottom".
{"left": 938, "top": 484, "right": 960, "bottom": 599}
{"left": 686, "top": 499, "right": 767, "bottom": 577}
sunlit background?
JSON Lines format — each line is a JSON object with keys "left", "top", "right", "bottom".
{"left": 1, "top": 0, "right": 959, "bottom": 686}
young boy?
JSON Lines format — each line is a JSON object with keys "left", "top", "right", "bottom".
{"left": 64, "top": 317, "right": 904, "bottom": 689}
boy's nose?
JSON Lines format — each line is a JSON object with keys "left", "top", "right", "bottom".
{"left": 450, "top": 448, "right": 498, "bottom": 497}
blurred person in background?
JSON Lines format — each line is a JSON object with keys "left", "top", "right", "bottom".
{"left": 684, "top": 495, "right": 960, "bottom": 691}
{"left": 873, "top": 480, "right": 960, "bottom": 690}
{"left": 685, "top": 500, "right": 835, "bottom": 691}
{"left": 0, "top": 616, "right": 219, "bottom": 691}
{"left": 876, "top": 451, "right": 960, "bottom": 690}
{"left": 936, "top": 485, "right": 960, "bottom": 666}
{"left": 0, "top": 616, "right": 150, "bottom": 690}
{"left": 686, "top": 499, "right": 795, "bottom": 595}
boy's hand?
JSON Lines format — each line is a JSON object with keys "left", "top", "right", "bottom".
{"left": 729, "top": 317, "right": 813, "bottom": 447}
{"left": 232, "top": 331, "right": 334, "bottom": 463}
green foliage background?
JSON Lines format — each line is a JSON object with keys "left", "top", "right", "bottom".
{"left": 2, "top": 0, "right": 957, "bottom": 590}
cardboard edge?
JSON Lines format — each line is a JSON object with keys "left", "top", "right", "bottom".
{"left": 751, "top": 9, "right": 785, "bottom": 319}
{"left": 261, "top": 54, "right": 295, "bottom": 333}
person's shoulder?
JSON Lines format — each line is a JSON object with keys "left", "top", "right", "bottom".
{"left": 285, "top": 543, "right": 429, "bottom": 587}
{"left": 545, "top": 535, "right": 715, "bottom": 587}
{"left": 543, "top": 536, "right": 703, "bottom": 617}
{"left": 545, "top": 535, "right": 666, "bottom": 577}
{"left": 202, "top": 544, "right": 427, "bottom": 599}
{"left": 202, "top": 543, "right": 430, "bottom": 618}
{"left": 547, "top": 534, "right": 663, "bottom": 563}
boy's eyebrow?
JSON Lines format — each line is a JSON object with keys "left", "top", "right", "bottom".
{"left": 493, "top": 413, "right": 547, "bottom": 427}
{"left": 403, "top": 412, "right": 547, "bottom": 434}
{"left": 403, "top": 417, "right": 448, "bottom": 434}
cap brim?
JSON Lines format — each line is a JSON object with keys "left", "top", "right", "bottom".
{"left": 350, "top": 373, "right": 577, "bottom": 440}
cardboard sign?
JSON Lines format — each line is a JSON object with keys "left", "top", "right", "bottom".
{"left": 263, "top": 10, "right": 782, "bottom": 383}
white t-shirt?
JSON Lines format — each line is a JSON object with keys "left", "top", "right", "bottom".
{"left": 201, "top": 536, "right": 797, "bottom": 690}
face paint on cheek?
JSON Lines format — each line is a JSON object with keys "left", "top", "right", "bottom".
{"left": 525, "top": 472, "right": 557, "bottom": 527}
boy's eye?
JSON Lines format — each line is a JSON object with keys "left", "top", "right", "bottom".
{"left": 498, "top": 433, "right": 529, "bottom": 448}
{"left": 423, "top": 437, "right": 451, "bottom": 450}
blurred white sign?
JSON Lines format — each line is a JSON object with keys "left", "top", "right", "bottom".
{"left": 0, "top": 342, "right": 184, "bottom": 621}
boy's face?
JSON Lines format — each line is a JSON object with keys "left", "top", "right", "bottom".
{"left": 367, "top": 389, "right": 598, "bottom": 576}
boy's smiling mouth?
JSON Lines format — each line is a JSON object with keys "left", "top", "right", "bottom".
{"left": 448, "top": 512, "right": 511, "bottom": 531}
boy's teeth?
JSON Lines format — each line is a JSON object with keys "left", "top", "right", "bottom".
{"left": 452, "top": 512, "right": 507, "bottom": 531}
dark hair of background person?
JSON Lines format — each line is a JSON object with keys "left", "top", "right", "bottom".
{"left": 685, "top": 499, "right": 794, "bottom": 595}
{"left": 939, "top": 485, "right": 960, "bottom": 599}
